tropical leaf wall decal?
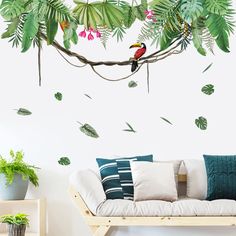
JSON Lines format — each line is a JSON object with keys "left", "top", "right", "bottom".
{"left": 58, "top": 157, "right": 71, "bottom": 166}
{"left": 77, "top": 122, "right": 99, "bottom": 138}
{"left": 128, "top": 81, "right": 138, "bottom": 88}
{"left": 201, "top": 84, "right": 215, "bottom": 95}
{"left": 16, "top": 108, "right": 32, "bottom": 116}
{"left": 202, "top": 63, "right": 213, "bottom": 73}
{"left": 195, "top": 116, "right": 207, "bottom": 130}
{"left": 55, "top": 92, "right": 63, "bottom": 101}
{"left": 123, "top": 122, "right": 136, "bottom": 133}
{"left": 84, "top": 94, "right": 92, "bottom": 99}
{"left": 160, "top": 117, "right": 173, "bottom": 125}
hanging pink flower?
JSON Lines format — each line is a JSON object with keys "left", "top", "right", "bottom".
{"left": 144, "top": 10, "right": 149, "bottom": 15}
{"left": 88, "top": 32, "right": 94, "bottom": 40}
{"left": 147, "top": 15, "right": 153, "bottom": 19}
{"left": 96, "top": 30, "right": 101, "bottom": 38}
{"left": 149, "top": 10, "right": 154, "bottom": 16}
{"left": 79, "top": 30, "right": 86, "bottom": 38}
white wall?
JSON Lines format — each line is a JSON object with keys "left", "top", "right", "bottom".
{"left": 1, "top": 1, "right": 236, "bottom": 235}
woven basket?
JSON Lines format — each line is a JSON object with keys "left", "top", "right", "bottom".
{"left": 7, "top": 224, "right": 26, "bottom": 236}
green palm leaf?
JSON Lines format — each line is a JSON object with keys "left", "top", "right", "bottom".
{"left": 206, "top": 13, "right": 234, "bottom": 52}
{"left": 45, "top": 0, "right": 71, "bottom": 22}
{"left": 205, "top": 0, "right": 232, "bottom": 15}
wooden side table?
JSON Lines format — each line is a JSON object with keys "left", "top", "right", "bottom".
{"left": 0, "top": 199, "right": 46, "bottom": 236}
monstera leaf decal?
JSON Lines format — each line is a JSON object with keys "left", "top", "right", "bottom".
{"left": 195, "top": 116, "right": 207, "bottom": 130}
{"left": 58, "top": 157, "right": 71, "bottom": 166}
{"left": 55, "top": 92, "right": 63, "bottom": 101}
{"left": 201, "top": 84, "right": 214, "bottom": 95}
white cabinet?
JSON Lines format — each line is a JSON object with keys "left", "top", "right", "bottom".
{"left": 0, "top": 199, "right": 46, "bottom": 236}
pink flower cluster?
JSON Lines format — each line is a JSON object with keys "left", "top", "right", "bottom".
{"left": 144, "top": 10, "right": 157, "bottom": 22}
{"left": 79, "top": 27, "right": 101, "bottom": 41}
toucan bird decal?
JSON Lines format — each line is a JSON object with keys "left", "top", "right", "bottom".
{"left": 129, "top": 43, "right": 147, "bottom": 72}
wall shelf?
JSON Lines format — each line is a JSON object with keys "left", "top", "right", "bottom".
{"left": 0, "top": 199, "right": 46, "bottom": 236}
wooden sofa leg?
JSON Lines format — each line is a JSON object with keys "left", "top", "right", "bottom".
{"left": 90, "top": 226, "right": 111, "bottom": 236}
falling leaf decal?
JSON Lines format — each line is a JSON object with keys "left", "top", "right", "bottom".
{"left": 202, "top": 63, "right": 213, "bottom": 73}
{"left": 123, "top": 122, "right": 136, "bottom": 133}
{"left": 84, "top": 94, "right": 92, "bottom": 99}
{"left": 55, "top": 92, "right": 63, "bottom": 101}
{"left": 195, "top": 116, "right": 207, "bottom": 130}
{"left": 58, "top": 157, "right": 71, "bottom": 166}
{"left": 201, "top": 84, "right": 215, "bottom": 95}
{"left": 77, "top": 122, "right": 99, "bottom": 138}
{"left": 16, "top": 108, "right": 32, "bottom": 116}
{"left": 128, "top": 80, "right": 138, "bottom": 88}
{"left": 160, "top": 117, "right": 173, "bottom": 125}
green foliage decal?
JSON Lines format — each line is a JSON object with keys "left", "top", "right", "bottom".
{"left": 195, "top": 116, "right": 207, "bottom": 130}
{"left": 160, "top": 117, "right": 173, "bottom": 125}
{"left": 84, "top": 94, "right": 92, "bottom": 99}
{"left": 77, "top": 122, "right": 99, "bottom": 138}
{"left": 16, "top": 108, "right": 32, "bottom": 116}
{"left": 55, "top": 92, "right": 63, "bottom": 101}
{"left": 128, "top": 81, "right": 138, "bottom": 88}
{"left": 202, "top": 63, "right": 213, "bottom": 73}
{"left": 123, "top": 122, "right": 136, "bottom": 133}
{"left": 58, "top": 157, "right": 71, "bottom": 166}
{"left": 201, "top": 84, "right": 215, "bottom": 95}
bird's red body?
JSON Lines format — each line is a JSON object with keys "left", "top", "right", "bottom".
{"left": 134, "top": 47, "right": 147, "bottom": 60}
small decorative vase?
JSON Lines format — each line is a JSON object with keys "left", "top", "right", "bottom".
{"left": 0, "top": 174, "right": 29, "bottom": 200}
{"left": 7, "top": 224, "right": 26, "bottom": 236}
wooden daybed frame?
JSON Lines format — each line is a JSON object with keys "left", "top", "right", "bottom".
{"left": 69, "top": 174, "right": 236, "bottom": 236}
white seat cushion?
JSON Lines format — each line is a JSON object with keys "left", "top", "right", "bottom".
{"left": 96, "top": 198, "right": 236, "bottom": 216}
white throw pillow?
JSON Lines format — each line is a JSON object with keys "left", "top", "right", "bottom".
{"left": 184, "top": 159, "right": 207, "bottom": 199}
{"left": 130, "top": 162, "right": 178, "bottom": 201}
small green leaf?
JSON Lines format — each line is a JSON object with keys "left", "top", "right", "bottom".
{"left": 55, "top": 92, "right": 63, "bottom": 101}
{"left": 123, "top": 122, "right": 136, "bottom": 133}
{"left": 58, "top": 157, "right": 71, "bottom": 166}
{"left": 16, "top": 108, "right": 32, "bottom": 116}
{"left": 78, "top": 122, "right": 99, "bottom": 138}
{"left": 128, "top": 81, "right": 137, "bottom": 88}
{"left": 160, "top": 117, "right": 173, "bottom": 125}
{"left": 195, "top": 116, "right": 207, "bottom": 130}
{"left": 202, "top": 63, "right": 213, "bottom": 73}
{"left": 201, "top": 84, "right": 215, "bottom": 95}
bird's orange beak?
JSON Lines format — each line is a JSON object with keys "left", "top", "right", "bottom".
{"left": 129, "top": 43, "right": 142, "bottom": 49}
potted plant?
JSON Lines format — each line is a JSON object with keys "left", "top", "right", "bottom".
{"left": 0, "top": 150, "right": 39, "bottom": 200}
{"left": 0, "top": 213, "right": 29, "bottom": 236}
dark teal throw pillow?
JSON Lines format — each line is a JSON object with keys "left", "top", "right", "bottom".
{"left": 203, "top": 155, "right": 236, "bottom": 200}
{"left": 96, "top": 155, "right": 153, "bottom": 200}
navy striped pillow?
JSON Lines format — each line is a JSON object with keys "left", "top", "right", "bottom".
{"left": 96, "top": 155, "right": 153, "bottom": 200}
{"left": 96, "top": 159, "right": 123, "bottom": 199}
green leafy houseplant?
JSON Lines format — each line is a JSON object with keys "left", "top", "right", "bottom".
{"left": 0, "top": 150, "right": 39, "bottom": 186}
{"left": 0, "top": 213, "right": 29, "bottom": 226}
{"left": 0, "top": 213, "right": 29, "bottom": 236}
